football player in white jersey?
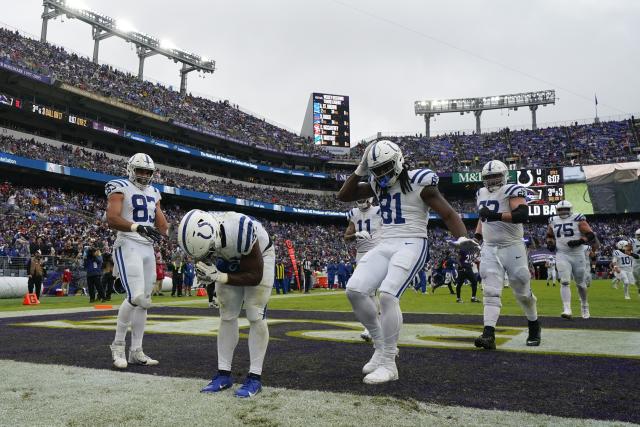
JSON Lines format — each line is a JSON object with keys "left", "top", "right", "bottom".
{"left": 105, "top": 153, "right": 168, "bottom": 369}
{"left": 612, "top": 240, "right": 639, "bottom": 300}
{"left": 546, "top": 201, "right": 596, "bottom": 319}
{"left": 178, "top": 210, "right": 274, "bottom": 398}
{"left": 582, "top": 238, "right": 599, "bottom": 288}
{"left": 345, "top": 197, "right": 382, "bottom": 342}
{"left": 337, "top": 140, "right": 477, "bottom": 384}
{"left": 546, "top": 255, "right": 558, "bottom": 287}
{"left": 473, "top": 160, "right": 540, "bottom": 350}
{"left": 631, "top": 229, "right": 640, "bottom": 290}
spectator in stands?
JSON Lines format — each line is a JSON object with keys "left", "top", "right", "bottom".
{"left": 84, "top": 247, "right": 104, "bottom": 303}
{"left": 27, "top": 252, "right": 44, "bottom": 299}
{"left": 153, "top": 251, "right": 165, "bottom": 297}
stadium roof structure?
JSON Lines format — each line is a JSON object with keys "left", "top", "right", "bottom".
{"left": 40, "top": 0, "right": 216, "bottom": 95}
{"left": 415, "top": 90, "right": 556, "bottom": 137}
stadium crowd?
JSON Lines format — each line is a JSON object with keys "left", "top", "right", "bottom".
{"left": 0, "top": 28, "right": 326, "bottom": 158}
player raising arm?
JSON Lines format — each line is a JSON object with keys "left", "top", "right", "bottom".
{"left": 337, "top": 140, "right": 477, "bottom": 384}
{"left": 106, "top": 153, "right": 168, "bottom": 369}
{"left": 474, "top": 160, "right": 540, "bottom": 350}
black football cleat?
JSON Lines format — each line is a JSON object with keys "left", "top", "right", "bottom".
{"left": 474, "top": 326, "right": 496, "bottom": 350}
{"left": 526, "top": 320, "right": 541, "bottom": 346}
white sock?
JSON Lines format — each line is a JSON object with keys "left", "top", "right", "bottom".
{"left": 114, "top": 300, "right": 135, "bottom": 344}
{"left": 560, "top": 283, "right": 571, "bottom": 311}
{"left": 624, "top": 283, "right": 630, "bottom": 298}
{"left": 515, "top": 293, "right": 538, "bottom": 321}
{"left": 379, "top": 293, "right": 402, "bottom": 361}
{"left": 130, "top": 307, "right": 147, "bottom": 350}
{"left": 346, "top": 289, "right": 383, "bottom": 349}
{"left": 483, "top": 296, "right": 501, "bottom": 328}
{"left": 577, "top": 286, "right": 588, "bottom": 305}
{"left": 248, "top": 319, "right": 269, "bottom": 375}
{"left": 217, "top": 318, "right": 239, "bottom": 371}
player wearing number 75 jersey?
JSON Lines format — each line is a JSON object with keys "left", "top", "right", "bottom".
{"left": 547, "top": 200, "right": 596, "bottom": 319}
{"left": 105, "top": 153, "right": 168, "bottom": 369}
{"left": 474, "top": 160, "right": 540, "bottom": 350}
{"left": 338, "top": 140, "right": 477, "bottom": 384}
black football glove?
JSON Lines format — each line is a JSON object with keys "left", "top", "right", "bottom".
{"left": 567, "top": 239, "right": 584, "bottom": 248}
{"left": 136, "top": 225, "right": 163, "bottom": 244}
{"left": 479, "top": 207, "right": 501, "bottom": 222}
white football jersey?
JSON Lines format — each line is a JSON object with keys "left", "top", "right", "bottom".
{"left": 612, "top": 249, "right": 634, "bottom": 271}
{"left": 630, "top": 238, "right": 640, "bottom": 255}
{"left": 209, "top": 211, "right": 270, "bottom": 263}
{"left": 548, "top": 214, "right": 586, "bottom": 254}
{"left": 347, "top": 206, "right": 382, "bottom": 253}
{"left": 369, "top": 168, "right": 438, "bottom": 239}
{"left": 476, "top": 183, "right": 528, "bottom": 247}
{"left": 582, "top": 245, "right": 591, "bottom": 266}
{"left": 547, "top": 255, "right": 556, "bottom": 267}
{"left": 105, "top": 178, "right": 161, "bottom": 246}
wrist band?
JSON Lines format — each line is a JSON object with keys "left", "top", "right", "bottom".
{"left": 130, "top": 224, "right": 138, "bottom": 232}
{"left": 218, "top": 272, "right": 229, "bottom": 284}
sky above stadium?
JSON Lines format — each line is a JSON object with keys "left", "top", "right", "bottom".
{"left": 3, "top": 0, "right": 639, "bottom": 143}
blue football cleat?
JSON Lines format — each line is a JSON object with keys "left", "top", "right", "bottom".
{"left": 200, "top": 373, "right": 233, "bottom": 393}
{"left": 234, "top": 377, "right": 262, "bottom": 398}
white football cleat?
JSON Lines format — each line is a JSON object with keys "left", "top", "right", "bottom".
{"left": 363, "top": 362, "right": 398, "bottom": 384}
{"left": 128, "top": 348, "right": 159, "bottom": 366}
{"left": 581, "top": 305, "right": 590, "bottom": 319}
{"left": 362, "top": 349, "right": 383, "bottom": 375}
{"left": 360, "top": 329, "right": 372, "bottom": 342}
{"left": 624, "top": 295, "right": 631, "bottom": 300}
{"left": 110, "top": 342, "right": 127, "bottom": 369}
{"left": 560, "top": 310, "right": 572, "bottom": 320}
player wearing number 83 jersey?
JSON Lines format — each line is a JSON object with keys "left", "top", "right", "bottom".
{"left": 105, "top": 153, "right": 169, "bottom": 370}
{"left": 338, "top": 140, "right": 476, "bottom": 384}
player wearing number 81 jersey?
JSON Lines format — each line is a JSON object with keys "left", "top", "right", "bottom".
{"left": 105, "top": 153, "right": 168, "bottom": 369}
{"left": 338, "top": 140, "right": 477, "bottom": 384}
{"left": 547, "top": 200, "right": 596, "bottom": 319}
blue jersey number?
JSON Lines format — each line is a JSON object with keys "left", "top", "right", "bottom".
{"left": 357, "top": 219, "right": 371, "bottom": 233}
{"left": 553, "top": 223, "right": 574, "bottom": 238}
{"left": 379, "top": 193, "right": 406, "bottom": 225}
{"left": 479, "top": 200, "right": 499, "bottom": 212}
{"left": 131, "top": 195, "right": 156, "bottom": 223}
{"left": 621, "top": 257, "right": 632, "bottom": 265}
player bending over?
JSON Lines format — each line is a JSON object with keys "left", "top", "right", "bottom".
{"left": 106, "top": 153, "right": 168, "bottom": 369}
{"left": 179, "top": 210, "right": 274, "bottom": 398}
{"left": 337, "top": 140, "right": 477, "bottom": 384}
{"left": 474, "top": 160, "right": 540, "bottom": 350}
{"left": 546, "top": 201, "right": 596, "bottom": 319}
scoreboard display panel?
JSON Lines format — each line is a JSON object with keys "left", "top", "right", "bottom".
{"left": 515, "top": 168, "right": 564, "bottom": 216}
{"left": 312, "top": 93, "right": 350, "bottom": 148}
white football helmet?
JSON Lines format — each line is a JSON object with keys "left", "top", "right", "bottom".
{"left": 617, "top": 240, "right": 629, "bottom": 251}
{"left": 556, "top": 200, "right": 573, "bottom": 219}
{"left": 481, "top": 160, "right": 508, "bottom": 193}
{"left": 367, "top": 140, "right": 404, "bottom": 189}
{"left": 356, "top": 197, "right": 373, "bottom": 211}
{"left": 127, "top": 153, "right": 155, "bottom": 189}
{"left": 635, "top": 228, "right": 640, "bottom": 239}
{"left": 177, "top": 209, "right": 222, "bottom": 260}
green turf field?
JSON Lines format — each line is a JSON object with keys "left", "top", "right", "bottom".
{"left": 1, "top": 280, "right": 638, "bottom": 317}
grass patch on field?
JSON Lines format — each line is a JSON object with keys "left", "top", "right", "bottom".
{"left": 1, "top": 280, "right": 639, "bottom": 318}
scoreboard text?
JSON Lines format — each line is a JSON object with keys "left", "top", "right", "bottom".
{"left": 312, "top": 93, "right": 350, "bottom": 148}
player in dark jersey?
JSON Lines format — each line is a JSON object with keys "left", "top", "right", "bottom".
{"left": 456, "top": 250, "right": 480, "bottom": 303}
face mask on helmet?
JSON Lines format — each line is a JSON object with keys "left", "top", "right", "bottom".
{"left": 356, "top": 198, "right": 372, "bottom": 210}
{"left": 133, "top": 168, "right": 154, "bottom": 187}
{"left": 557, "top": 208, "right": 571, "bottom": 219}
{"left": 371, "top": 160, "right": 398, "bottom": 189}
{"left": 483, "top": 173, "right": 505, "bottom": 192}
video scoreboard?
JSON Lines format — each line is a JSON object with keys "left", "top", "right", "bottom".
{"left": 302, "top": 93, "right": 350, "bottom": 152}
{"left": 515, "top": 168, "right": 564, "bottom": 216}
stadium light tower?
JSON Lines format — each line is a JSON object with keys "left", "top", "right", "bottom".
{"left": 414, "top": 90, "right": 556, "bottom": 137}
{"left": 40, "top": 0, "right": 216, "bottom": 95}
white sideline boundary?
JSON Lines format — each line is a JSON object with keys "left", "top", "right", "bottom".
{"left": 0, "top": 360, "right": 632, "bottom": 427}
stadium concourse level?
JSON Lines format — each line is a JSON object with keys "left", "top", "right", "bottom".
{"left": 351, "top": 119, "right": 639, "bottom": 173}
{"left": 0, "top": 135, "right": 477, "bottom": 212}
{"left": 1, "top": 183, "right": 638, "bottom": 278}
{"left": 0, "top": 28, "right": 326, "bottom": 159}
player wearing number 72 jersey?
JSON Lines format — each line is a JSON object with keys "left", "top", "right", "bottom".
{"left": 105, "top": 153, "right": 168, "bottom": 369}
{"left": 338, "top": 140, "right": 477, "bottom": 384}
{"left": 474, "top": 160, "right": 540, "bottom": 350}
